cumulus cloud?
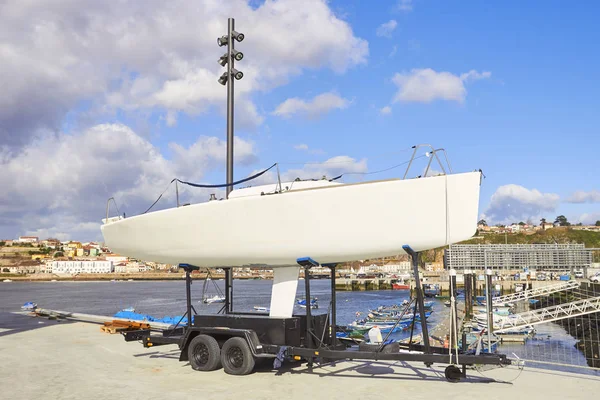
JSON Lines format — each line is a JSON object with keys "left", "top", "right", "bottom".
{"left": 294, "top": 144, "right": 309, "bottom": 151}
{"left": 376, "top": 20, "right": 398, "bottom": 38}
{"left": 0, "top": 123, "right": 256, "bottom": 240}
{"left": 574, "top": 212, "right": 600, "bottom": 225}
{"left": 280, "top": 156, "right": 367, "bottom": 181}
{"left": 380, "top": 106, "right": 392, "bottom": 115}
{"left": 392, "top": 68, "right": 491, "bottom": 103}
{"left": 0, "top": 0, "right": 368, "bottom": 148}
{"left": 272, "top": 92, "right": 351, "bottom": 119}
{"left": 251, "top": 156, "right": 368, "bottom": 188}
{"left": 566, "top": 190, "right": 600, "bottom": 203}
{"left": 481, "top": 184, "right": 560, "bottom": 224}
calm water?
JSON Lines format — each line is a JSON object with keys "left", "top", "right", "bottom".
{"left": 1, "top": 279, "right": 597, "bottom": 376}
{"left": 0, "top": 279, "right": 438, "bottom": 341}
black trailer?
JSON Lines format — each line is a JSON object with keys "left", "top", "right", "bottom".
{"left": 122, "top": 247, "right": 510, "bottom": 381}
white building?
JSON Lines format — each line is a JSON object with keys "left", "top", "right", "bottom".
{"left": 47, "top": 260, "right": 113, "bottom": 274}
{"left": 17, "top": 236, "right": 39, "bottom": 244}
{"left": 380, "top": 262, "right": 411, "bottom": 273}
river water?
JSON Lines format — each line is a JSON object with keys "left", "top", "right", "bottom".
{"left": 0, "top": 280, "right": 597, "bottom": 376}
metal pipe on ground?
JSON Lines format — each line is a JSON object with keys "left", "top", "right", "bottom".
{"left": 31, "top": 308, "right": 176, "bottom": 330}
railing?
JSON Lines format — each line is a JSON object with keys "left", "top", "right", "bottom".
{"left": 402, "top": 144, "right": 454, "bottom": 180}
{"left": 492, "top": 281, "right": 580, "bottom": 305}
{"left": 495, "top": 295, "right": 600, "bottom": 332}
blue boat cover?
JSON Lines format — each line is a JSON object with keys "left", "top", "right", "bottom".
{"left": 113, "top": 310, "right": 191, "bottom": 325}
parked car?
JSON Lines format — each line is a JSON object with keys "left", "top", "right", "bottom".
{"left": 590, "top": 274, "right": 600, "bottom": 283}
{"left": 537, "top": 272, "right": 547, "bottom": 281}
{"left": 574, "top": 270, "right": 584, "bottom": 279}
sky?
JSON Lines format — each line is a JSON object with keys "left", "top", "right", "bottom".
{"left": 1, "top": 0, "right": 599, "bottom": 241}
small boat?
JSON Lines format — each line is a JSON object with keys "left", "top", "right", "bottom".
{"left": 203, "top": 295, "right": 226, "bottom": 304}
{"left": 3, "top": 279, "right": 12, "bottom": 283}
{"left": 444, "top": 300, "right": 451, "bottom": 307}
{"left": 296, "top": 297, "right": 318, "bottom": 309}
{"left": 253, "top": 306, "right": 269, "bottom": 312}
{"left": 121, "top": 307, "right": 135, "bottom": 312}
{"left": 50, "top": 279, "right": 57, "bottom": 282}
{"left": 392, "top": 282, "right": 410, "bottom": 290}
{"left": 21, "top": 302, "right": 37, "bottom": 311}
{"left": 127, "top": 279, "right": 134, "bottom": 282}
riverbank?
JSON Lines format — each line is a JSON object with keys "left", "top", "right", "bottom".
{"left": 0, "top": 318, "right": 598, "bottom": 400}
{"left": 0, "top": 272, "right": 258, "bottom": 281}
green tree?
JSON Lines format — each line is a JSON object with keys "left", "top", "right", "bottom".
{"left": 518, "top": 221, "right": 525, "bottom": 226}
{"left": 0, "top": 241, "right": 5, "bottom": 247}
{"left": 2, "top": 268, "right": 9, "bottom": 273}
{"left": 596, "top": 220, "right": 600, "bottom": 227}
{"left": 554, "top": 215, "right": 570, "bottom": 226}
{"left": 478, "top": 219, "right": 487, "bottom": 226}
{"left": 54, "top": 251, "right": 64, "bottom": 257}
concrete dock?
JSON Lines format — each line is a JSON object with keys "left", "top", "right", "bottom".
{"left": 0, "top": 314, "right": 598, "bottom": 400}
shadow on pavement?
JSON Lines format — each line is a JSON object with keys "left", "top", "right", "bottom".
{"left": 0, "top": 312, "right": 75, "bottom": 338}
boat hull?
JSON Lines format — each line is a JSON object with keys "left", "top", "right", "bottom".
{"left": 101, "top": 172, "right": 481, "bottom": 267}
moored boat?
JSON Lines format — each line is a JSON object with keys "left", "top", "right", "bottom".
{"left": 392, "top": 282, "right": 410, "bottom": 290}
{"left": 203, "top": 295, "right": 226, "bottom": 304}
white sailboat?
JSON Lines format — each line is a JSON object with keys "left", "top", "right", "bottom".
{"left": 101, "top": 146, "right": 481, "bottom": 318}
{"left": 101, "top": 172, "right": 481, "bottom": 268}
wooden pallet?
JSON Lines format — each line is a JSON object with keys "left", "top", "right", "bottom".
{"left": 100, "top": 320, "right": 151, "bottom": 334}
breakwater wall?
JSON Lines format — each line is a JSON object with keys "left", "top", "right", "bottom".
{"left": 335, "top": 278, "right": 565, "bottom": 295}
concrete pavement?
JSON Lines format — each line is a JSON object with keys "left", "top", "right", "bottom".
{"left": 0, "top": 315, "right": 597, "bottom": 400}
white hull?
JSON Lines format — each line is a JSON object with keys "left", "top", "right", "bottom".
{"left": 101, "top": 172, "right": 481, "bottom": 267}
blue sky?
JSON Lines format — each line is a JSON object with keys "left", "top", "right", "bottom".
{"left": 0, "top": 0, "right": 599, "bottom": 241}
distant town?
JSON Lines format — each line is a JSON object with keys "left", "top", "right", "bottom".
{"left": 1, "top": 218, "right": 599, "bottom": 280}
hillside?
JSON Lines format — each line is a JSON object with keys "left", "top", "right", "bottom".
{"left": 465, "top": 227, "right": 600, "bottom": 248}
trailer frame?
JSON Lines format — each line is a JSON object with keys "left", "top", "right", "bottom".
{"left": 122, "top": 248, "right": 510, "bottom": 381}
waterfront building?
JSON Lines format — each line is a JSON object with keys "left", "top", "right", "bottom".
{"left": 47, "top": 260, "right": 114, "bottom": 274}
{"left": 444, "top": 244, "right": 593, "bottom": 272}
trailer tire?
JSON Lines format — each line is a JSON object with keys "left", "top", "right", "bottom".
{"left": 444, "top": 365, "right": 462, "bottom": 382}
{"left": 188, "top": 335, "right": 221, "bottom": 371}
{"left": 221, "top": 337, "right": 255, "bottom": 375}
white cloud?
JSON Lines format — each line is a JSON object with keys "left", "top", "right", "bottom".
{"left": 376, "top": 20, "right": 398, "bottom": 38}
{"left": 272, "top": 92, "right": 351, "bottom": 119}
{"left": 252, "top": 156, "right": 368, "bottom": 186}
{"left": 281, "top": 156, "right": 367, "bottom": 181}
{"left": 294, "top": 144, "right": 309, "bottom": 151}
{"left": 0, "top": 0, "right": 368, "bottom": 148}
{"left": 392, "top": 68, "right": 491, "bottom": 103}
{"left": 380, "top": 106, "right": 392, "bottom": 115}
{"left": 397, "top": 0, "right": 413, "bottom": 12}
{"left": 481, "top": 184, "right": 560, "bottom": 224}
{"left": 460, "top": 70, "right": 492, "bottom": 82}
{"left": 566, "top": 190, "right": 600, "bottom": 203}
{"left": 389, "top": 45, "right": 398, "bottom": 58}
{"left": 0, "top": 123, "right": 256, "bottom": 240}
{"left": 574, "top": 212, "right": 600, "bottom": 225}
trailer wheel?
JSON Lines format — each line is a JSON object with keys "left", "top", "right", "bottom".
{"left": 444, "top": 365, "right": 462, "bottom": 382}
{"left": 221, "top": 337, "right": 255, "bottom": 375}
{"left": 188, "top": 335, "right": 221, "bottom": 371}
